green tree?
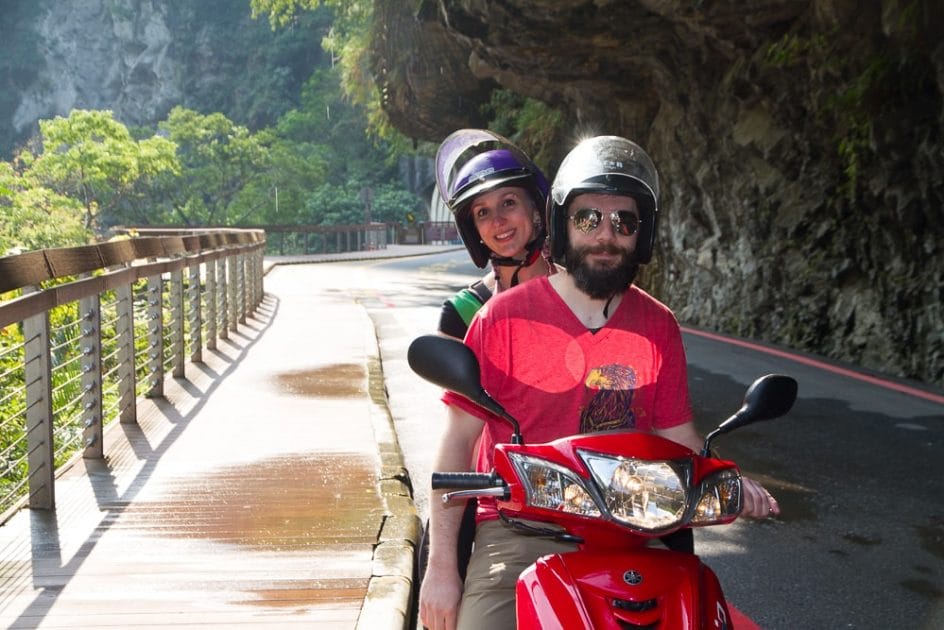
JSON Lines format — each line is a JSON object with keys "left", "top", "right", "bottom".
{"left": 370, "top": 184, "right": 423, "bottom": 223}
{"left": 158, "top": 107, "right": 275, "bottom": 225}
{"left": 25, "top": 110, "right": 178, "bottom": 231}
{"left": 304, "top": 181, "right": 418, "bottom": 225}
{"left": 251, "top": 0, "right": 410, "bottom": 150}
{"left": 271, "top": 66, "right": 418, "bottom": 226}
{"left": 250, "top": 0, "right": 330, "bottom": 29}
{"left": 0, "top": 161, "right": 89, "bottom": 253}
{"left": 484, "top": 90, "right": 565, "bottom": 170}
{"left": 245, "top": 138, "right": 330, "bottom": 224}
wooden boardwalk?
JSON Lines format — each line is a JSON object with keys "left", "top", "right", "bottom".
{"left": 0, "top": 280, "right": 389, "bottom": 628}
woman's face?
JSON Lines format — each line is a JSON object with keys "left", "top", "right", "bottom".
{"left": 469, "top": 186, "right": 538, "bottom": 260}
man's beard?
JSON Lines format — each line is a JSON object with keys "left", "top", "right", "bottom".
{"left": 564, "top": 242, "right": 638, "bottom": 299}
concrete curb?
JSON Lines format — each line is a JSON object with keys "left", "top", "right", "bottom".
{"left": 357, "top": 311, "right": 422, "bottom": 630}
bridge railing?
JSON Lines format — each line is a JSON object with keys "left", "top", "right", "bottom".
{"left": 262, "top": 223, "right": 396, "bottom": 254}
{"left": 119, "top": 222, "right": 462, "bottom": 256}
{"left": 207, "top": 222, "right": 461, "bottom": 255}
{"left": 0, "top": 228, "right": 265, "bottom": 520}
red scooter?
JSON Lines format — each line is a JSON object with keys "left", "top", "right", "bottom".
{"left": 408, "top": 334, "right": 797, "bottom": 629}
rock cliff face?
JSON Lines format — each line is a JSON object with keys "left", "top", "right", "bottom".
{"left": 372, "top": 0, "right": 944, "bottom": 387}
{"left": 10, "top": 1, "right": 179, "bottom": 135}
{"left": 1, "top": 0, "right": 324, "bottom": 156}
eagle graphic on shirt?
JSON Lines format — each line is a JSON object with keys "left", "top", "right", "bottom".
{"left": 580, "top": 364, "right": 637, "bottom": 433}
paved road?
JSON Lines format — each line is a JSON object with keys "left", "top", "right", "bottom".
{"left": 348, "top": 249, "right": 944, "bottom": 629}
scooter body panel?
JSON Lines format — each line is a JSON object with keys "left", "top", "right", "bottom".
{"left": 516, "top": 548, "right": 732, "bottom": 629}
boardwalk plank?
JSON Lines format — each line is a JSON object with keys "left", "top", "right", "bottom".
{"left": 0, "top": 288, "right": 387, "bottom": 629}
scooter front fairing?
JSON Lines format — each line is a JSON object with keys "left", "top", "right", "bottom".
{"left": 516, "top": 548, "right": 732, "bottom": 630}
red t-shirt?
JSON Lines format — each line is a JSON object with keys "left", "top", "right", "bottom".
{"left": 442, "top": 277, "right": 694, "bottom": 522}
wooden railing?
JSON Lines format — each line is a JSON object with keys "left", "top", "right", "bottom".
{"left": 0, "top": 229, "right": 265, "bottom": 519}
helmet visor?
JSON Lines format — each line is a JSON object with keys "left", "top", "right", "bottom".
{"left": 435, "top": 129, "right": 516, "bottom": 205}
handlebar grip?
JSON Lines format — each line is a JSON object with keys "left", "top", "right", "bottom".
{"left": 432, "top": 472, "right": 496, "bottom": 490}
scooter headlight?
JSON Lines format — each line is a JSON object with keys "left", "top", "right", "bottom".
{"left": 691, "top": 468, "right": 741, "bottom": 524}
{"left": 581, "top": 453, "right": 689, "bottom": 532}
{"left": 509, "top": 453, "right": 601, "bottom": 517}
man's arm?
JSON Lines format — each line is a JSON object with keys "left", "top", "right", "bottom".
{"left": 655, "top": 421, "right": 779, "bottom": 519}
{"left": 419, "top": 405, "right": 484, "bottom": 630}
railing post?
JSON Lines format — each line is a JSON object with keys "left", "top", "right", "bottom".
{"left": 188, "top": 262, "right": 203, "bottom": 363}
{"left": 116, "top": 282, "right": 136, "bottom": 424}
{"left": 246, "top": 252, "right": 255, "bottom": 311}
{"left": 256, "top": 247, "right": 265, "bottom": 307}
{"left": 227, "top": 255, "right": 238, "bottom": 332}
{"left": 232, "top": 254, "right": 241, "bottom": 323}
{"left": 22, "top": 286, "right": 55, "bottom": 510}
{"left": 146, "top": 274, "right": 164, "bottom": 398}
{"left": 254, "top": 249, "right": 260, "bottom": 306}
{"left": 245, "top": 252, "right": 255, "bottom": 312}
{"left": 239, "top": 253, "right": 249, "bottom": 323}
{"left": 252, "top": 250, "right": 261, "bottom": 307}
{"left": 219, "top": 254, "right": 230, "bottom": 339}
{"left": 251, "top": 251, "right": 258, "bottom": 308}
{"left": 206, "top": 258, "right": 218, "bottom": 350}
{"left": 170, "top": 268, "right": 185, "bottom": 378}
{"left": 80, "top": 290, "right": 103, "bottom": 459}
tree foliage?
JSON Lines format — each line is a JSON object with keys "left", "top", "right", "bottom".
{"left": 250, "top": 0, "right": 327, "bottom": 29}
{"left": 157, "top": 107, "right": 276, "bottom": 225}
{"left": 251, "top": 0, "right": 411, "bottom": 150}
{"left": 26, "top": 110, "right": 178, "bottom": 230}
{"left": 271, "top": 67, "right": 416, "bottom": 225}
{"left": 0, "top": 161, "right": 88, "bottom": 254}
{"left": 483, "top": 90, "right": 566, "bottom": 173}
{"left": 305, "top": 181, "right": 420, "bottom": 225}
{"left": 0, "top": 2, "right": 425, "bottom": 253}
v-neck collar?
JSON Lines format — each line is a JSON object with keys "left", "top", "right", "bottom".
{"left": 541, "top": 276, "right": 627, "bottom": 342}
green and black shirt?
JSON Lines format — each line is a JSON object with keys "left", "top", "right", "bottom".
{"left": 438, "top": 280, "right": 493, "bottom": 339}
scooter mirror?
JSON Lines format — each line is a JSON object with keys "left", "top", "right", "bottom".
{"left": 407, "top": 334, "right": 482, "bottom": 402}
{"left": 738, "top": 374, "right": 798, "bottom": 424}
{"left": 702, "top": 374, "right": 798, "bottom": 455}
{"left": 407, "top": 334, "right": 523, "bottom": 442}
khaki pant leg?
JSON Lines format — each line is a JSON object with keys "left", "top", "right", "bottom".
{"left": 456, "top": 520, "right": 577, "bottom": 630}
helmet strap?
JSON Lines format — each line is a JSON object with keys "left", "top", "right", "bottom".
{"left": 491, "top": 256, "right": 528, "bottom": 289}
{"left": 490, "top": 240, "right": 544, "bottom": 288}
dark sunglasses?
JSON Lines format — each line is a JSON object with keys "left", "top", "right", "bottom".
{"left": 569, "top": 208, "right": 640, "bottom": 236}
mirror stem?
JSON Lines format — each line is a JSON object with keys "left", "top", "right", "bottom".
{"left": 500, "top": 411, "right": 523, "bottom": 444}
{"left": 701, "top": 430, "right": 718, "bottom": 457}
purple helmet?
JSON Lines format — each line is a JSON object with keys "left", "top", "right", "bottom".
{"left": 446, "top": 147, "right": 550, "bottom": 268}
